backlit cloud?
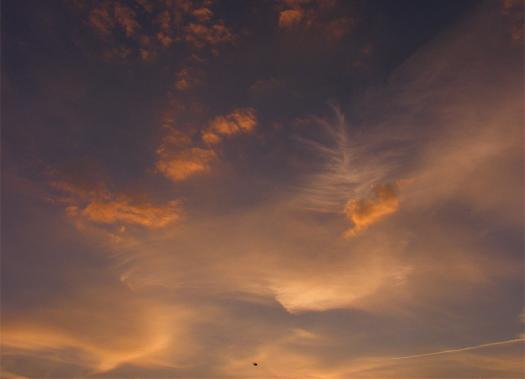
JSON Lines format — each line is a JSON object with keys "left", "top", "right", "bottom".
{"left": 276, "top": 0, "right": 354, "bottom": 41}
{"left": 71, "top": 0, "right": 237, "bottom": 61}
{"left": 202, "top": 108, "right": 257, "bottom": 145}
{"left": 278, "top": 9, "right": 304, "bottom": 28}
{"left": 155, "top": 147, "right": 216, "bottom": 181}
{"left": 2, "top": 1, "right": 523, "bottom": 378}
{"left": 49, "top": 177, "right": 181, "bottom": 229}
{"left": 344, "top": 182, "right": 400, "bottom": 238}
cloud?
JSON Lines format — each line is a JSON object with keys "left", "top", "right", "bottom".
{"left": 48, "top": 176, "right": 181, "bottom": 230}
{"left": 72, "top": 0, "right": 237, "bottom": 61}
{"left": 192, "top": 7, "right": 214, "bottom": 22}
{"left": 0, "top": 287, "right": 196, "bottom": 375}
{"left": 72, "top": 198, "right": 181, "bottom": 229}
{"left": 154, "top": 106, "right": 256, "bottom": 182}
{"left": 344, "top": 182, "right": 400, "bottom": 237}
{"left": 155, "top": 147, "right": 216, "bottom": 181}
{"left": 185, "top": 22, "right": 235, "bottom": 49}
{"left": 174, "top": 66, "right": 205, "bottom": 91}
{"left": 276, "top": 0, "right": 354, "bottom": 41}
{"left": 202, "top": 108, "right": 257, "bottom": 144}
{"left": 278, "top": 9, "right": 304, "bottom": 28}
{"left": 501, "top": 0, "right": 524, "bottom": 44}
{"left": 87, "top": 4, "right": 114, "bottom": 37}
{"left": 3, "top": 2, "right": 523, "bottom": 378}
{"left": 114, "top": 2, "right": 139, "bottom": 37}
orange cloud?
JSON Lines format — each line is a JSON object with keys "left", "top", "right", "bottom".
{"left": 114, "top": 2, "right": 139, "bottom": 37}
{"left": 154, "top": 107, "right": 256, "bottom": 182}
{"left": 344, "top": 182, "right": 400, "bottom": 237}
{"left": 73, "top": 0, "right": 237, "bottom": 61}
{"left": 276, "top": 0, "right": 353, "bottom": 41}
{"left": 0, "top": 290, "right": 195, "bottom": 374}
{"left": 155, "top": 147, "right": 216, "bottom": 181}
{"left": 279, "top": 9, "right": 304, "bottom": 28}
{"left": 71, "top": 198, "right": 181, "bottom": 229}
{"left": 88, "top": 4, "right": 114, "bottom": 37}
{"left": 202, "top": 108, "right": 257, "bottom": 144}
{"left": 192, "top": 7, "right": 213, "bottom": 22}
{"left": 48, "top": 178, "right": 111, "bottom": 203}
{"left": 49, "top": 176, "right": 181, "bottom": 229}
{"left": 185, "top": 22, "right": 235, "bottom": 49}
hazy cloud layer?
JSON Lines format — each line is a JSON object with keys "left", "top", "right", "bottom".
{"left": 1, "top": 1, "right": 523, "bottom": 378}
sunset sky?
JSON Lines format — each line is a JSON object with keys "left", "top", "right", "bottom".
{"left": 1, "top": 0, "right": 524, "bottom": 378}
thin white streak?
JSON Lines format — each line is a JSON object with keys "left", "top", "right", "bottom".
{"left": 392, "top": 337, "right": 525, "bottom": 360}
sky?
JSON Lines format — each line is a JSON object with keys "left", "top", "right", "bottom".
{"left": 1, "top": 0, "right": 524, "bottom": 378}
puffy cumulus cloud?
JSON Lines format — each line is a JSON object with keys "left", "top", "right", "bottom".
{"left": 202, "top": 108, "right": 257, "bottom": 144}
{"left": 344, "top": 182, "right": 400, "bottom": 238}
{"left": 155, "top": 146, "right": 216, "bottom": 181}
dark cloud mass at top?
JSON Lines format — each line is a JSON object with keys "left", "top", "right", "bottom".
{"left": 1, "top": 0, "right": 523, "bottom": 378}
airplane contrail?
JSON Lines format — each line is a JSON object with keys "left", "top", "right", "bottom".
{"left": 392, "top": 337, "right": 525, "bottom": 360}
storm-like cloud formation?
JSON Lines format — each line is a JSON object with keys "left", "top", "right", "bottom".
{"left": 2, "top": 1, "right": 523, "bottom": 378}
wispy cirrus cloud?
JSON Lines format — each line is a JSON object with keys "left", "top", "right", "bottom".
{"left": 2, "top": 1, "right": 523, "bottom": 378}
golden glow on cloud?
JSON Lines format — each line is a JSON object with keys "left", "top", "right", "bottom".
{"left": 185, "top": 22, "right": 235, "bottom": 49}
{"left": 202, "top": 107, "right": 257, "bottom": 144}
{"left": 278, "top": 9, "right": 304, "bottom": 28}
{"left": 156, "top": 146, "right": 216, "bottom": 181}
{"left": 156, "top": 107, "right": 257, "bottom": 181}
{"left": 276, "top": 0, "right": 354, "bottom": 41}
{"left": 1, "top": 293, "right": 191, "bottom": 374}
{"left": 2, "top": 2, "right": 523, "bottom": 378}
{"left": 74, "top": 198, "right": 181, "bottom": 228}
{"left": 49, "top": 177, "right": 181, "bottom": 229}
{"left": 75, "top": 0, "right": 237, "bottom": 61}
{"left": 344, "top": 182, "right": 400, "bottom": 237}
